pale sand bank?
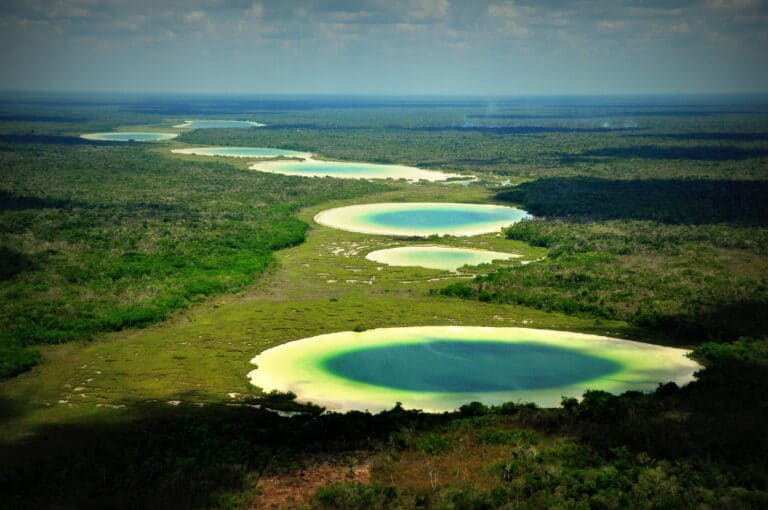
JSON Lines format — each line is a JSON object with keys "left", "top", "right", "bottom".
{"left": 365, "top": 245, "right": 521, "bottom": 272}
{"left": 248, "top": 326, "right": 702, "bottom": 413}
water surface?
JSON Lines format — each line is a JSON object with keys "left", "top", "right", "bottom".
{"left": 172, "top": 147, "right": 310, "bottom": 158}
{"left": 81, "top": 132, "right": 177, "bottom": 142}
{"left": 324, "top": 340, "right": 621, "bottom": 392}
{"left": 174, "top": 120, "right": 265, "bottom": 128}
{"left": 251, "top": 159, "right": 459, "bottom": 181}
{"left": 366, "top": 246, "right": 520, "bottom": 271}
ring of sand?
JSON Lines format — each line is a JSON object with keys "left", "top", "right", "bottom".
{"left": 248, "top": 326, "right": 702, "bottom": 413}
{"left": 81, "top": 132, "right": 178, "bottom": 142}
{"left": 366, "top": 245, "right": 521, "bottom": 272}
{"left": 314, "top": 202, "right": 530, "bottom": 237}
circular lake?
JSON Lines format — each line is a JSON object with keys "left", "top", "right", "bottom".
{"left": 366, "top": 246, "right": 521, "bottom": 271}
{"left": 174, "top": 120, "right": 265, "bottom": 128}
{"left": 171, "top": 147, "right": 311, "bottom": 159}
{"left": 248, "top": 326, "right": 702, "bottom": 412}
{"left": 81, "top": 132, "right": 178, "bottom": 142}
{"left": 249, "top": 159, "right": 460, "bottom": 181}
{"left": 314, "top": 202, "right": 530, "bottom": 237}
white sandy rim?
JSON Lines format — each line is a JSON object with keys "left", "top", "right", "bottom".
{"left": 171, "top": 147, "right": 312, "bottom": 159}
{"left": 173, "top": 120, "right": 266, "bottom": 128}
{"left": 249, "top": 157, "right": 463, "bottom": 182}
{"left": 247, "top": 326, "right": 703, "bottom": 413}
{"left": 365, "top": 245, "right": 521, "bottom": 272}
{"left": 314, "top": 202, "right": 530, "bottom": 237}
{"left": 80, "top": 132, "right": 178, "bottom": 141}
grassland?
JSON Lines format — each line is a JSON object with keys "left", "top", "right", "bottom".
{"left": 1, "top": 94, "right": 767, "bottom": 508}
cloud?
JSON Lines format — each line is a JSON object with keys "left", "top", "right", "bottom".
{"left": 245, "top": 1, "right": 263, "bottom": 17}
{"left": 409, "top": 0, "right": 449, "bottom": 20}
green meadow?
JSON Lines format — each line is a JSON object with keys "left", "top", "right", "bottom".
{"left": 1, "top": 96, "right": 767, "bottom": 508}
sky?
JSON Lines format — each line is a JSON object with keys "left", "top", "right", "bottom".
{"left": 1, "top": 0, "right": 767, "bottom": 95}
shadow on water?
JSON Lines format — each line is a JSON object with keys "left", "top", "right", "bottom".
{"left": 495, "top": 177, "right": 768, "bottom": 225}
{"left": 563, "top": 145, "right": 768, "bottom": 162}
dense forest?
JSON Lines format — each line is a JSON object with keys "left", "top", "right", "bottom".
{"left": 1, "top": 94, "right": 767, "bottom": 508}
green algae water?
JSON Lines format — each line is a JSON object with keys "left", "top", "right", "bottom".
{"left": 248, "top": 326, "right": 703, "bottom": 412}
{"left": 323, "top": 340, "right": 622, "bottom": 392}
{"left": 314, "top": 203, "right": 530, "bottom": 236}
{"left": 81, "top": 132, "right": 177, "bottom": 142}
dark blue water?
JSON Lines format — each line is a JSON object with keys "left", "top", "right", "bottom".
{"left": 367, "top": 208, "right": 525, "bottom": 229}
{"left": 323, "top": 340, "right": 622, "bottom": 392}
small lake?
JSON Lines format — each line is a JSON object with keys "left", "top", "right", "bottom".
{"left": 80, "top": 132, "right": 178, "bottom": 142}
{"left": 366, "top": 246, "right": 520, "bottom": 271}
{"left": 171, "top": 147, "right": 311, "bottom": 158}
{"left": 250, "top": 159, "right": 460, "bottom": 181}
{"left": 248, "top": 326, "right": 702, "bottom": 412}
{"left": 174, "top": 120, "right": 265, "bottom": 128}
{"left": 314, "top": 202, "right": 530, "bottom": 237}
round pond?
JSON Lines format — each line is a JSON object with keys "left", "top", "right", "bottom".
{"left": 171, "top": 147, "right": 311, "bottom": 159}
{"left": 249, "top": 159, "right": 459, "bottom": 181}
{"left": 314, "top": 202, "right": 530, "bottom": 237}
{"left": 174, "top": 120, "right": 265, "bottom": 128}
{"left": 248, "top": 326, "right": 702, "bottom": 412}
{"left": 366, "top": 245, "right": 521, "bottom": 272}
{"left": 81, "top": 132, "right": 178, "bottom": 142}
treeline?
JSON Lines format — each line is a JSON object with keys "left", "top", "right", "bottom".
{"left": 436, "top": 174, "right": 768, "bottom": 343}
{"left": 0, "top": 143, "right": 387, "bottom": 377}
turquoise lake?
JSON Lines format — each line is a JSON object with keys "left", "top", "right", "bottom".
{"left": 323, "top": 340, "right": 622, "bottom": 392}
{"left": 172, "top": 147, "right": 309, "bottom": 158}
{"left": 174, "top": 120, "right": 264, "bottom": 128}
{"left": 365, "top": 207, "right": 525, "bottom": 230}
{"left": 81, "top": 132, "right": 177, "bottom": 142}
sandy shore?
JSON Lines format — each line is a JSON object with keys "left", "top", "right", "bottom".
{"left": 248, "top": 326, "right": 702, "bottom": 413}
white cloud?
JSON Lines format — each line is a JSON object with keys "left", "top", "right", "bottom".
{"left": 409, "top": 0, "right": 449, "bottom": 20}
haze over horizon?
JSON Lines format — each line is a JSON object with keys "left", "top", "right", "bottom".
{"left": 1, "top": 0, "right": 767, "bottom": 96}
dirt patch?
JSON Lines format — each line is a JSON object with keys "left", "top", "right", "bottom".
{"left": 253, "top": 453, "right": 371, "bottom": 509}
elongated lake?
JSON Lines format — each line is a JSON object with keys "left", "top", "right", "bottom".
{"left": 81, "top": 132, "right": 178, "bottom": 142}
{"left": 250, "top": 159, "right": 460, "bottom": 181}
{"left": 174, "top": 120, "right": 265, "bottom": 128}
{"left": 171, "top": 147, "right": 311, "bottom": 158}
